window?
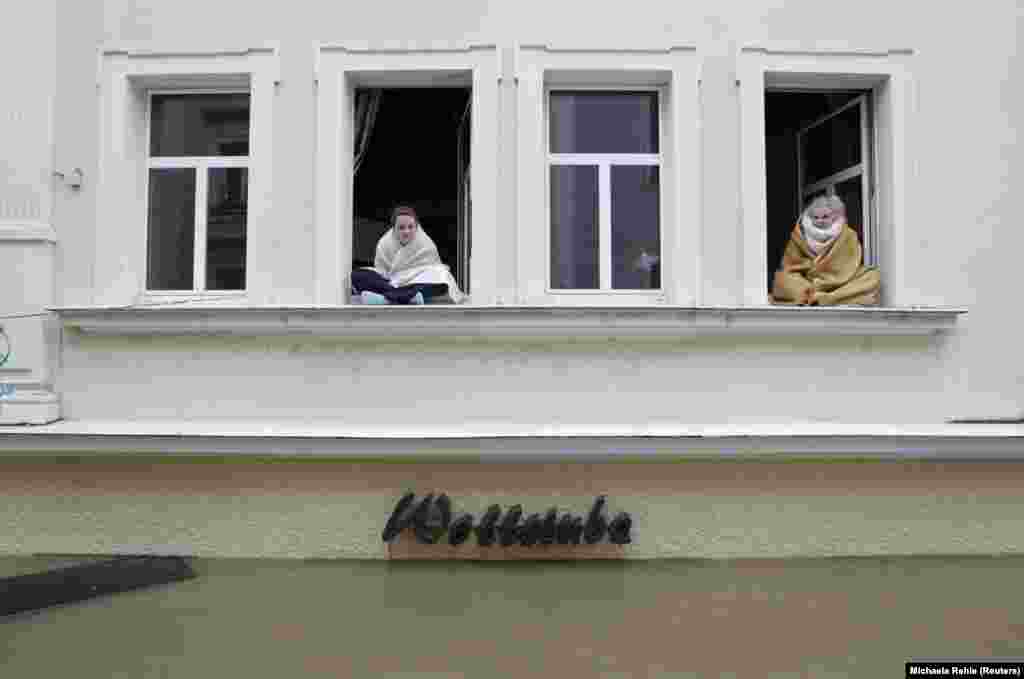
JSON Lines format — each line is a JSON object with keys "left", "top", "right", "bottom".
{"left": 547, "top": 91, "right": 662, "bottom": 292}
{"left": 146, "top": 92, "right": 250, "bottom": 292}
{"left": 515, "top": 44, "right": 700, "bottom": 306}
{"left": 314, "top": 43, "right": 500, "bottom": 305}
{"left": 738, "top": 46, "right": 915, "bottom": 306}
{"left": 95, "top": 46, "right": 277, "bottom": 305}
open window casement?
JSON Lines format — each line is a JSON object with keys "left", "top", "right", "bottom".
{"left": 795, "top": 94, "right": 875, "bottom": 267}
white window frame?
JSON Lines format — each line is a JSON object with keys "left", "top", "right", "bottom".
{"left": 144, "top": 89, "right": 251, "bottom": 295}
{"left": 314, "top": 42, "right": 500, "bottom": 305}
{"left": 96, "top": 45, "right": 278, "bottom": 306}
{"left": 738, "top": 45, "right": 915, "bottom": 307}
{"left": 516, "top": 43, "right": 701, "bottom": 306}
{"left": 545, "top": 86, "right": 665, "bottom": 294}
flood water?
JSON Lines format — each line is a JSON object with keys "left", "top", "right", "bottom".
{"left": 3, "top": 555, "right": 1023, "bottom": 677}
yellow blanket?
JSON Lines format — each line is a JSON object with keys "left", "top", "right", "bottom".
{"left": 771, "top": 224, "right": 880, "bottom": 306}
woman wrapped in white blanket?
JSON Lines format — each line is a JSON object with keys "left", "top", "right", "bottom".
{"left": 352, "top": 205, "right": 466, "bottom": 305}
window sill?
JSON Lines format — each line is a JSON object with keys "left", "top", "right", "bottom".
{"left": 52, "top": 304, "right": 966, "bottom": 339}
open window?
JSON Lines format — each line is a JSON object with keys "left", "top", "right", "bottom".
{"left": 314, "top": 43, "right": 499, "bottom": 305}
{"left": 738, "top": 46, "right": 916, "bottom": 307}
{"left": 765, "top": 90, "right": 875, "bottom": 289}
{"left": 351, "top": 87, "right": 472, "bottom": 294}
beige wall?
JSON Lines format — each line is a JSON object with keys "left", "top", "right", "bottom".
{"left": 3, "top": 460, "right": 1024, "bottom": 559}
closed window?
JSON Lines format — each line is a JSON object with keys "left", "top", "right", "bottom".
{"left": 548, "top": 91, "right": 662, "bottom": 291}
{"left": 146, "top": 92, "right": 250, "bottom": 292}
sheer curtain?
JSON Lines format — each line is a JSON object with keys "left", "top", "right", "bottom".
{"left": 353, "top": 89, "right": 382, "bottom": 176}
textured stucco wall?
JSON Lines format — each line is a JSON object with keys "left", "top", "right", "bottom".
{"left": 3, "top": 460, "right": 1024, "bottom": 560}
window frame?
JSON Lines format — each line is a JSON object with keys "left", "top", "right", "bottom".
{"left": 738, "top": 45, "right": 915, "bottom": 307}
{"left": 95, "top": 45, "right": 278, "bottom": 306}
{"left": 516, "top": 43, "right": 701, "bottom": 307}
{"left": 314, "top": 43, "right": 501, "bottom": 305}
{"left": 544, "top": 86, "right": 666, "bottom": 296}
{"left": 144, "top": 88, "right": 251, "bottom": 295}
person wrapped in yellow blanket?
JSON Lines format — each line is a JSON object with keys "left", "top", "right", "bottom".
{"left": 771, "top": 195, "right": 880, "bottom": 306}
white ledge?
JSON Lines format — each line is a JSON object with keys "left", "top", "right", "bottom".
{"left": 0, "top": 420, "right": 1022, "bottom": 460}
{"left": 51, "top": 304, "right": 966, "bottom": 339}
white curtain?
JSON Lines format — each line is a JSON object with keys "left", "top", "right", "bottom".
{"left": 353, "top": 89, "right": 382, "bottom": 176}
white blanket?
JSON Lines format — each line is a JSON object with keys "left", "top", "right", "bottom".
{"left": 373, "top": 226, "right": 466, "bottom": 303}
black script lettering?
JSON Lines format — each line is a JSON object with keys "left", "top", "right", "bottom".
{"left": 540, "top": 508, "right": 558, "bottom": 545}
{"left": 417, "top": 493, "right": 452, "bottom": 545}
{"left": 583, "top": 495, "right": 608, "bottom": 544}
{"left": 519, "top": 513, "right": 543, "bottom": 546}
{"left": 556, "top": 514, "right": 583, "bottom": 545}
{"left": 382, "top": 491, "right": 417, "bottom": 542}
{"left": 498, "top": 505, "right": 523, "bottom": 547}
{"left": 448, "top": 514, "right": 474, "bottom": 546}
{"left": 607, "top": 512, "right": 632, "bottom": 545}
{"left": 412, "top": 493, "right": 437, "bottom": 544}
{"left": 476, "top": 504, "right": 502, "bottom": 546}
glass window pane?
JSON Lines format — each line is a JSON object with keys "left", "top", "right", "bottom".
{"left": 206, "top": 167, "right": 248, "bottom": 290}
{"left": 801, "top": 102, "right": 861, "bottom": 185}
{"left": 550, "top": 92, "right": 658, "bottom": 154}
{"left": 833, "top": 175, "right": 865, "bottom": 246}
{"left": 611, "top": 166, "right": 660, "bottom": 290}
{"left": 150, "top": 93, "right": 250, "bottom": 157}
{"left": 147, "top": 168, "right": 195, "bottom": 290}
{"left": 550, "top": 165, "right": 599, "bottom": 290}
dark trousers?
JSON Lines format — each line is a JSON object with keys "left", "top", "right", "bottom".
{"left": 351, "top": 269, "right": 448, "bottom": 304}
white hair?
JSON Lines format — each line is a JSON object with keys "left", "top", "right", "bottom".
{"left": 804, "top": 194, "right": 846, "bottom": 218}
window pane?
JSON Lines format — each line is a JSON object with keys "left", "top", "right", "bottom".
{"left": 550, "top": 92, "right": 658, "bottom": 154}
{"left": 611, "top": 166, "right": 660, "bottom": 290}
{"left": 147, "top": 168, "right": 195, "bottom": 290}
{"left": 833, "top": 175, "right": 865, "bottom": 246}
{"left": 206, "top": 167, "right": 248, "bottom": 290}
{"left": 550, "top": 165, "right": 599, "bottom": 289}
{"left": 150, "top": 93, "right": 250, "bottom": 157}
{"left": 802, "top": 102, "right": 861, "bottom": 185}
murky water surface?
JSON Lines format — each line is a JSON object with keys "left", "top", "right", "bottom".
{"left": 3, "top": 556, "right": 1023, "bottom": 677}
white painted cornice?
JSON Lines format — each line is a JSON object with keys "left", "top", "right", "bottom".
{"left": 0, "top": 221, "right": 57, "bottom": 243}
{"left": 51, "top": 305, "right": 966, "bottom": 339}
{"left": 740, "top": 43, "right": 913, "bottom": 57}
{"left": 0, "top": 420, "right": 1021, "bottom": 460}
{"left": 317, "top": 41, "right": 498, "bottom": 55}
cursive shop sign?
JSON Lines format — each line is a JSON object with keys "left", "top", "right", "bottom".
{"left": 382, "top": 493, "right": 632, "bottom": 547}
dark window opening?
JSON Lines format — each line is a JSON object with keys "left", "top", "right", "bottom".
{"left": 352, "top": 88, "right": 472, "bottom": 293}
{"left": 764, "top": 90, "right": 872, "bottom": 291}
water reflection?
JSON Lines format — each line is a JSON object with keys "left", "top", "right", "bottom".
{"left": 3, "top": 556, "right": 1024, "bottom": 676}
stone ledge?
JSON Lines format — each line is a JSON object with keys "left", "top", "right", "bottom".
{"left": 51, "top": 304, "right": 966, "bottom": 339}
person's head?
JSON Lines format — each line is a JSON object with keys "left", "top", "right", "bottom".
{"left": 804, "top": 195, "right": 846, "bottom": 229}
{"left": 391, "top": 206, "right": 419, "bottom": 246}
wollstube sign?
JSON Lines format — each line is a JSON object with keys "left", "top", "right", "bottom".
{"left": 382, "top": 493, "right": 632, "bottom": 547}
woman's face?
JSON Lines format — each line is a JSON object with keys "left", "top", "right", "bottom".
{"left": 810, "top": 206, "right": 837, "bottom": 229}
{"left": 395, "top": 215, "right": 418, "bottom": 246}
